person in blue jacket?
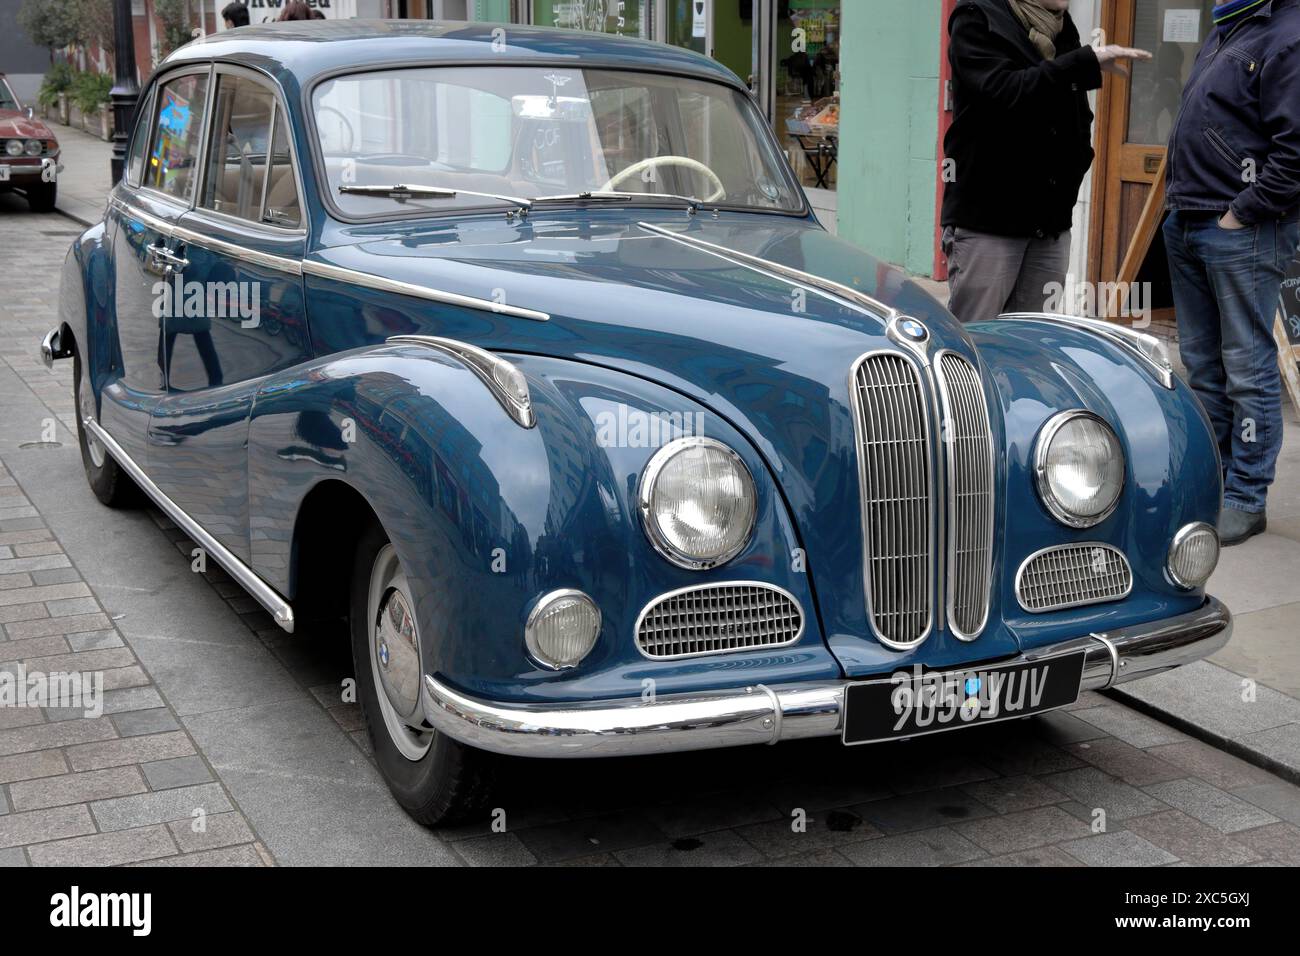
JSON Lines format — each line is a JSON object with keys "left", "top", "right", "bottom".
{"left": 1164, "top": 0, "right": 1300, "bottom": 545}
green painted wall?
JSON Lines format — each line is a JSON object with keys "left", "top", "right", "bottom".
{"left": 711, "top": 1, "right": 751, "bottom": 82}
{"left": 836, "top": 0, "right": 941, "bottom": 276}
{"left": 472, "top": 0, "right": 511, "bottom": 20}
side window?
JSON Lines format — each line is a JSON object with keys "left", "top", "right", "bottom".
{"left": 126, "top": 90, "right": 155, "bottom": 188}
{"left": 143, "top": 72, "right": 210, "bottom": 202}
{"left": 263, "top": 110, "right": 301, "bottom": 228}
{"left": 198, "top": 73, "right": 300, "bottom": 228}
{"left": 200, "top": 74, "right": 274, "bottom": 222}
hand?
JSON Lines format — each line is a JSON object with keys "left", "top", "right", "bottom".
{"left": 1094, "top": 45, "right": 1153, "bottom": 76}
{"left": 1218, "top": 209, "right": 1247, "bottom": 230}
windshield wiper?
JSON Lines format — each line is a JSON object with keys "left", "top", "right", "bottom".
{"left": 531, "top": 191, "right": 705, "bottom": 213}
{"left": 338, "top": 183, "right": 532, "bottom": 210}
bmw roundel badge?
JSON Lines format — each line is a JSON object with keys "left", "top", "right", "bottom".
{"left": 897, "top": 318, "right": 929, "bottom": 342}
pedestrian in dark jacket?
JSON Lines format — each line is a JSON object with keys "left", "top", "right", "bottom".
{"left": 941, "top": 0, "right": 1149, "bottom": 324}
{"left": 1163, "top": 0, "right": 1300, "bottom": 545}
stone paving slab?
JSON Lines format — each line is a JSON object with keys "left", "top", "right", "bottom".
{"left": 4, "top": 192, "right": 1300, "bottom": 868}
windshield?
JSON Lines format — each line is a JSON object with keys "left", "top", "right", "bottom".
{"left": 313, "top": 66, "right": 803, "bottom": 217}
{"left": 0, "top": 79, "right": 19, "bottom": 112}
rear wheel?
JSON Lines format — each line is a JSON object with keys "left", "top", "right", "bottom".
{"left": 25, "top": 181, "right": 57, "bottom": 212}
{"left": 74, "top": 352, "right": 138, "bottom": 507}
{"left": 350, "top": 521, "right": 495, "bottom": 825}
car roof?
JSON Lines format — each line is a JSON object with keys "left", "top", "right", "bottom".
{"left": 168, "top": 19, "right": 746, "bottom": 90}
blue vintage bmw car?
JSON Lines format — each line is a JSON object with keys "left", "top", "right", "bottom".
{"left": 46, "top": 20, "right": 1229, "bottom": 824}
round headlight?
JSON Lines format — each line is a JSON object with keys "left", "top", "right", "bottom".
{"left": 1168, "top": 522, "right": 1220, "bottom": 589}
{"left": 525, "top": 590, "right": 601, "bottom": 670}
{"left": 638, "top": 437, "right": 757, "bottom": 569}
{"left": 24, "top": 139, "right": 42, "bottom": 157}
{"left": 5, "top": 140, "right": 23, "bottom": 157}
{"left": 1034, "top": 410, "right": 1124, "bottom": 527}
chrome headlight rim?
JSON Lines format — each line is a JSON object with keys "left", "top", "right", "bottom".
{"left": 1167, "top": 521, "right": 1220, "bottom": 590}
{"left": 637, "top": 436, "right": 757, "bottom": 571}
{"left": 524, "top": 588, "right": 601, "bottom": 671}
{"left": 1034, "top": 409, "right": 1125, "bottom": 529}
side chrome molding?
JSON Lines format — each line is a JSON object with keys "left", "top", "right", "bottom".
{"left": 109, "top": 198, "right": 549, "bottom": 322}
{"left": 305, "top": 260, "right": 549, "bottom": 323}
{"left": 82, "top": 419, "right": 296, "bottom": 633}
{"left": 387, "top": 335, "right": 536, "bottom": 428}
{"left": 998, "top": 312, "right": 1176, "bottom": 390}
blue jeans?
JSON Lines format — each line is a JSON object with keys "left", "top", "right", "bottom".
{"left": 1164, "top": 211, "right": 1300, "bottom": 513}
{"left": 1170, "top": 212, "right": 1300, "bottom": 515}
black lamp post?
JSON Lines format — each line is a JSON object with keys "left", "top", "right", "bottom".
{"left": 109, "top": 0, "right": 140, "bottom": 184}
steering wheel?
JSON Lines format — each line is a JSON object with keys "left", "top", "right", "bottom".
{"left": 601, "top": 155, "right": 726, "bottom": 203}
{"left": 317, "top": 105, "right": 354, "bottom": 155}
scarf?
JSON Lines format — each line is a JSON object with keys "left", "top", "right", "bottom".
{"left": 1007, "top": 0, "right": 1066, "bottom": 60}
{"left": 1212, "top": 0, "right": 1269, "bottom": 24}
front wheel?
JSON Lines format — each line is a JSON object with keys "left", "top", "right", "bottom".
{"left": 350, "top": 521, "right": 496, "bottom": 826}
{"left": 26, "top": 181, "right": 57, "bottom": 212}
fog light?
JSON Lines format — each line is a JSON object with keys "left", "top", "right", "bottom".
{"left": 1168, "top": 522, "right": 1219, "bottom": 589}
{"left": 525, "top": 590, "right": 600, "bottom": 670}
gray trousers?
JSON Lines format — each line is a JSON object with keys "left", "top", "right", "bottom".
{"left": 943, "top": 226, "right": 1072, "bottom": 324}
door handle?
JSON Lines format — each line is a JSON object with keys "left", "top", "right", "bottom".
{"left": 147, "top": 242, "right": 189, "bottom": 273}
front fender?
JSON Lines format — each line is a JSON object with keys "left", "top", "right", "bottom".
{"left": 248, "top": 345, "right": 840, "bottom": 705}
{"left": 969, "top": 318, "right": 1222, "bottom": 650}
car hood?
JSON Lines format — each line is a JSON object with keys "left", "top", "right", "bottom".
{"left": 318, "top": 212, "right": 974, "bottom": 382}
{"left": 0, "top": 109, "right": 54, "bottom": 139}
{"left": 310, "top": 212, "right": 1019, "bottom": 672}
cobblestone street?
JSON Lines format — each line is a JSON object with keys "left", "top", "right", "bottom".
{"left": 2, "top": 191, "right": 1300, "bottom": 867}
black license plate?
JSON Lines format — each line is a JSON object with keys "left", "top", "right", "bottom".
{"left": 842, "top": 651, "right": 1086, "bottom": 745}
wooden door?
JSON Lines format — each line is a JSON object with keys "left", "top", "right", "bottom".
{"left": 1088, "top": 0, "right": 1217, "bottom": 314}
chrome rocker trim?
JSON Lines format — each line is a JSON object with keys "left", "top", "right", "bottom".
{"left": 82, "top": 419, "right": 296, "bottom": 633}
{"left": 421, "top": 596, "right": 1230, "bottom": 758}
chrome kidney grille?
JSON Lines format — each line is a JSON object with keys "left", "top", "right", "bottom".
{"left": 851, "top": 353, "right": 933, "bottom": 647}
{"left": 635, "top": 583, "right": 804, "bottom": 660}
{"left": 1015, "top": 543, "right": 1134, "bottom": 612}
{"left": 936, "top": 353, "right": 995, "bottom": 637}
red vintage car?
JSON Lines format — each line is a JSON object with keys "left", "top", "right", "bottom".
{"left": 0, "top": 72, "right": 60, "bottom": 211}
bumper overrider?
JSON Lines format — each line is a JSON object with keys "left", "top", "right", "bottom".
{"left": 422, "top": 596, "right": 1231, "bottom": 758}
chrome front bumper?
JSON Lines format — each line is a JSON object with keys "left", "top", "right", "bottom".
{"left": 421, "top": 596, "right": 1231, "bottom": 759}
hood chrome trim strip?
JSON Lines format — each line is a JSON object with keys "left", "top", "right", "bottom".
{"left": 637, "top": 221, "right": 897, "bottom": 325}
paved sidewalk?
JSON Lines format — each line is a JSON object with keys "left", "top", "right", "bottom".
{"left": 2, "top": 163, "right": 1298, "bottom": 865}
{"left": 49, "top": 124, "right": 112, "bottom": 229}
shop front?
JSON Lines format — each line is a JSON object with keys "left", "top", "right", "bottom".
{"left": 520, "top": 2, "right": 843, "bottom": 201}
